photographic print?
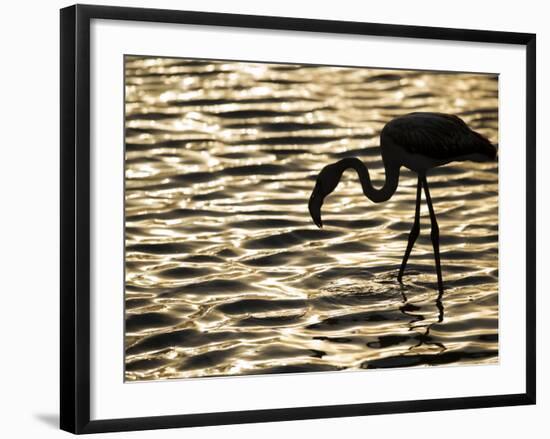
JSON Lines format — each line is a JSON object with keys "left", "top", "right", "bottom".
{"left": 124, "top": 55, "right": 499, "bottom": 382}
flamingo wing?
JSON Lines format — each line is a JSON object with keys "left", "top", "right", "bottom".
{"left": 382, "top": 112, "right": 496, "bottom": 160}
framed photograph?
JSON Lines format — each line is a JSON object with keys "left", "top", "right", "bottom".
{"left": 60, "top": 4, "right": 536, "bottom": 434}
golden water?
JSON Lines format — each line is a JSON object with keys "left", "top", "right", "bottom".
{"left": 124, "top": 56, "right": 498, "bottom": 381}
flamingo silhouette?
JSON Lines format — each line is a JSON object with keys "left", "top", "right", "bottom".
{"left": 308, "top": 112, "right": 497, "bottom": 294}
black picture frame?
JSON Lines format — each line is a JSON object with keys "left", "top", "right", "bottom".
{"left": 60, "top": 4, "right": 536, "bottom": 434}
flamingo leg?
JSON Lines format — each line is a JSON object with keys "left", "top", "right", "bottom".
{"left": 421, "top": 176, "right": 444, "bottom": 294}
{"left": 397, "top": 177, "right": 422, "bottom": 283}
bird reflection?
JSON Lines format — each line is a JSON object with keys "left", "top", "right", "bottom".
{"left": 399, "top": 285, "right": 446, "bottom": 354}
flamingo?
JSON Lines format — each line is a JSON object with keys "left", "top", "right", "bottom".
{"left": 308, "top": 112, "right": 497, "bottom": 294}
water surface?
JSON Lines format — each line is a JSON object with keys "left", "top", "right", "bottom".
{"left": 124, "top": 56, "right": 498, "bottom": 381}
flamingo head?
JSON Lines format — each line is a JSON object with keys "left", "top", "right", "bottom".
{"left": 308, "top": 163, "right": 341, "bottom": 228}
{"left": 308, "top": 185, "right": 324, "bottom": 228}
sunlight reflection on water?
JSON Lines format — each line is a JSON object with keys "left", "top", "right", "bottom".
{"left": 124, "top": 56, "right": 498, "bottom": 381}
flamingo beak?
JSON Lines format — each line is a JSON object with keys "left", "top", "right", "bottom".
{"left": 308, "top": 184, "right": 324, "bottom": 228}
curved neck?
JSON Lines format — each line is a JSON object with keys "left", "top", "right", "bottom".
{"left": 335, "top": 157, "right": 400, "bottom": 203}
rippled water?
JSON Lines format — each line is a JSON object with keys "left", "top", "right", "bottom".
{"left": 124, "top": 56, "right": 498, "bottom": 381}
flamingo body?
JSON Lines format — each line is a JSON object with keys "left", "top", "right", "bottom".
{"left": 381, "top": 112, "right": 497, "bottom": 173}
